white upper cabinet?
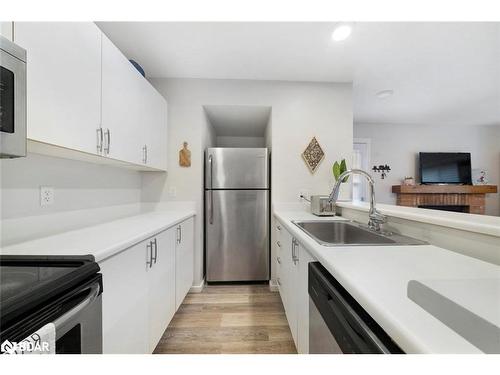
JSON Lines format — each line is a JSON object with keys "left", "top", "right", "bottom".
{"left": 13, "top": 22, "right": 167, "bottom": 171}
{"left": 14, "top": 22, "right": 102, "bottom": 154}
{"left": 101, "top": 33, "right": 146, "bottom": 165}
{"left": 101, "top": 34, "right": 167, "bottom": 170}
{"left": 143, "top": 87, "right": 168, "bottom": 170}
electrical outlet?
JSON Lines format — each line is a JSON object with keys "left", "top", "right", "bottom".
{"left": 168, "top": 186, "right": 177, "bottom": 198}
{"left": 40, "top": 186, "right": 54, "bottom": 206}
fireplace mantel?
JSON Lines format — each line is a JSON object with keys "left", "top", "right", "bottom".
{"left": 392, "top": 185, "right": 498, "bottom": 214}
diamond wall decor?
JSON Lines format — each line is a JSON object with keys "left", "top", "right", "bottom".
{"left": 302, "top": 137, "right": 325, "bottom": 174}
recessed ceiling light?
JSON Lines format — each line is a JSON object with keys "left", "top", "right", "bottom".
{"left": 331, "top": 24, "right": 352, "bottom": 42}
{"left": 376, "top": 89, "right": 394, "bottom": 99}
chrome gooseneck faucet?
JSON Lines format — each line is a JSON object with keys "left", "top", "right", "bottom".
{"left": 328, "top": 169, "right": 387, "bottom": 232}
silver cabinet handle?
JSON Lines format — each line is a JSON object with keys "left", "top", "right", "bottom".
{"left": 176, "top": 225, "right": 182, "bottom": 244}
{"left": 152, "top": 238, "right": 158, "bottom": 264}
{"left": 277, "top": 257, "right": 281, "bottom": 264}
{"left": 142, "top": 145, "right": 148, "bottom": 164}
{"left": 104, "top": 128, "right": 111, "bottom": 155}
{"left": 293, "top": 240, "right": 299, "bottom": 264}
{"left": 292, "top": 238, "right": 299, "bottom": 264}
{"left": 107, "top": 129, "right": 111, "bottom": 153}
{"left": 146, "top": 241, "right": 153, "bottom": 268}
{"left": 96, "top": 128, "right": 103, "bottom": 154}
{"left": 277, "top": 241, "right": 281, "bottom": 247}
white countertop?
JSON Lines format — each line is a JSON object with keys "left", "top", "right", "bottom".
{"left": 0, "top": 210, "right": 196, "bottom": 262}
{"left": 337, "top": 201, "right": 500, "bottom": 237}
{"left": 274, "top": 209, "right": 500, "bottom": 354}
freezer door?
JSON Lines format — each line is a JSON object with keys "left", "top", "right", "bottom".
{"left": 205, "top": 148, "right": 269, "bottom": 189}
{"left": 206, "top": 190, "right": 269, "bottom": 282}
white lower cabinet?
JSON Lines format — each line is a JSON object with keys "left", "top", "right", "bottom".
{"left": 296, "top": 241, "right": 315, "bottom": 354}
{"left": 279, "top": 226, "right": 298, "bottom": 344}
{"left": 175, "top": 217, "right": 194, "bottom": 309}
{"left": 146, "top": 228, "right": 176, "bottom": 353}
{"left": 275, "top": 218, "right": 316, "bottom": 354}
{"left": 100, "top": 239, "right": 149, "bottom": 354}
{"left": 100, "top": 216, "right": 194, "bottom": 354}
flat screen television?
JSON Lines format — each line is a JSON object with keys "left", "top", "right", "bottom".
{"left": 419, "top": 152, "right": 472, "bottom": 185}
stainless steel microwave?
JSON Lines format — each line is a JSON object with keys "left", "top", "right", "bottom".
{"left": 0, "top": 35, "right": 26, "bottom": 158}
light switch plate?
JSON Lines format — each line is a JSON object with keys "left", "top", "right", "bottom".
{"left": 40, "top": 186, "right": 54, "bottom": 206}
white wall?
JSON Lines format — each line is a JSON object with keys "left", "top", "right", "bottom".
{"left": 1, "top": 153, "right": 143, "bottom": 243}
{"left": 0, "top": 22, "right": 13, "bottom": 40}
{"left": 144, "top": 78, "right": 353, "bottom": 285}
{"left": 216, "top": 136, "right": 265, "bottom": 147}
{"left": 265, "top": 112, "right": 273, "bottom": 151}
{"left": 354, "top": 123, "right": 500, "bottom": 216}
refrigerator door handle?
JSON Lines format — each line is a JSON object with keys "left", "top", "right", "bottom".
{"left": 209, "top": 190, "right": 214, "bottom": 224}
{"left": 208, "top": 154, "right": 213, "bottom": 189}
{"left": 208, "top": 154, "right": 214, "bottom": 224}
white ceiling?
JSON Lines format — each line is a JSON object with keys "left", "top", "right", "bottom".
{"left": 97, "top": 22, "right": 500, "bottom": 126}
{"left": 204, "top": 105, "right": 271, "bottom": 137}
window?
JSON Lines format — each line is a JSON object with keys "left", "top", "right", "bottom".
{"left": 353, "top": 139, "right": 371, "bottom": 202}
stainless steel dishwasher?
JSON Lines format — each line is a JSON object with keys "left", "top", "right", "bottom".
{"left": 308, "top": 262, "right": 404, "bottom": 354}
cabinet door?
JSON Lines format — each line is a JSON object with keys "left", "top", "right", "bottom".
{"left": 99, "top": 241, "right": 149, "bottom": 354}
{"left": 143, "top": 86, "right": 168, "bottom": 170}
{"left": 101, "top": 33, "right": 145, "bottom": 165}
{"left": 288, "top": 238, "right": 299, "bottom": 347}
{"left": 14, "top": 22, "right": 101, "bottom": 153}
{"left": 279, "top": 228, "right": 298, "bottom": 345}
{"left": 296, "top": 243, "right": 315, "bottom": 354}
{"left": 147, "top": 228, "right": 176, "bottom": 353}
{"left": 278, "top": 227, "right": 290, "bottom": 310}
{"left": 175, "top": 217, "right": 194, "bottom": 309}
{"left": 275, "top": 220, "right": 283, "bottom": 289}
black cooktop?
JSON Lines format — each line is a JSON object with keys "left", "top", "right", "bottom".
{"left": 0, "top": 255, "right": 100, "bottom": 329}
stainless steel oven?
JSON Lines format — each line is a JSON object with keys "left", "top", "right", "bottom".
{"left": 0, "top": 256, "right": 103, "bottom": 354}
{"left": 0, "top": 35, "right": 26, "bottom": 158}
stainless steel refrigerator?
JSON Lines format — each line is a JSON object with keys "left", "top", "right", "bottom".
{"left": 205, "top": 148, "right": 269, "bottom": 282}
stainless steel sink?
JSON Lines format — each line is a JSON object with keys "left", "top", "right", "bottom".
{"left": 293, "top": 220, "right": 427, "bottom": 246}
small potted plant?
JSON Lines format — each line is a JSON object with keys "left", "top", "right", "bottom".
{"left": 332, "top": 158, "right": 350, "bottom": 201}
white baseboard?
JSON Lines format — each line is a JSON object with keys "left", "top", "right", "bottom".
{"left": 189, "top": 278, "right": 205, "bottom": 293}
{"left": 269, "top": 279, "right": 279, "bottom": 292}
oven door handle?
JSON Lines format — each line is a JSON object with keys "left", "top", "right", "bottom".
{"left": 52, "top": 282, "right": 100, "bottom": 331}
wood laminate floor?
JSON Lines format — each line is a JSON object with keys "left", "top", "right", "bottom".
{"left": 154, "top": 285, "right": 297, "bottom": 354}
